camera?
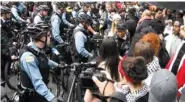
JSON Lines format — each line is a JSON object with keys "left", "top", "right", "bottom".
{"left": 91, "top": 35, "right": 103, "bottom": 48}
{"left": 79, "top": 67, "right": 106, "bottom": 90}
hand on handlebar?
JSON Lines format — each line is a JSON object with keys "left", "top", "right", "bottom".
{"left": 57, "top": 61, "right": 97, "bottom": 70}
{"left": 93, "top": 32, "right": 99, "bottom": 35}
{"left": 69, "top": 24, "right": 76, "bottom": 28}
{"left": 88, "top": 51, "right": 96, "bottom": 61}
{"left": 58, "top": 42, "right": 69, "bottom": 47}
{"left": 58, "top": 62, "right": 67, "bottom": 69}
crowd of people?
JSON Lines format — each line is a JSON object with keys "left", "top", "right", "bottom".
{"left": 1, "top": 1, "right": 185, "bottom": 102}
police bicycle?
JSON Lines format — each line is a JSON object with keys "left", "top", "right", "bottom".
{"left": 55, "top": 61, "right": 100, "bottom": 102}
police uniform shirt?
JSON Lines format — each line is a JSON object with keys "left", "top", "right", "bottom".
{"left": 19, "top": 42, "right": 58, "bottom": 101}
{"left": 51, "top": 12, "right": 64, "bottom": 44}
{"left": 34, "top": 13, "right": 44, "bottom": 24}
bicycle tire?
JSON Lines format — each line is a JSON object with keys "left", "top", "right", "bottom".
{"left": 48, "top": 71, "right": 62, "bottom": 97}
{"left": 4, "top": 61, "right": 21, "bottom": 95}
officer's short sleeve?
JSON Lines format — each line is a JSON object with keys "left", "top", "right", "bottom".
{"left": 20, "top": 52, "right": 55, "bottom": 101}
{"left": 25, "top": 56, "right": 34, "bottom": 62}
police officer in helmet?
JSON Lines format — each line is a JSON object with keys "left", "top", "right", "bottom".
{"left": 72, "top": 13, "right": 94, "bottom": 63}
{"left": 10, "top": 2, "right": 27, "bottom": 23}
{"left": 19, "top": 23, "right": 63, "bottom": 102}
{"left": 51, "top": 2, "right": 69, "bottom": 45}
{"left": 34, "top": 4, "right": 49, "bottom": 24}
{"left": 1, "top": 5, "right": 17, "bottom": 86}
{"left": 77, "top": 2, "right": 99, "bottom": 35}
{"left": 1, "top": 5, "right": 13, "bottom": 35}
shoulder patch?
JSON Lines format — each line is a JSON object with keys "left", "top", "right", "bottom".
{"left": 25, "top": 56, "right": 34, "bottom": 62}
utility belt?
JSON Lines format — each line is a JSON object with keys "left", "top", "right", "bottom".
{"left": 20, "top": 84, "right": 47, "bottom": 102}
{"left": 20, "top": 84, "right": 44, "bottom": 100}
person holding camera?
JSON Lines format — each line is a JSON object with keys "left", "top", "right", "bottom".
{"left": 98, "top": 37, "right": 120, "bottom": 82}
{"left": 72, "top": 13, "right": 95, "bottom": 63}
{"left": 84, "top": 37, "right": 122, "bottom": 102}
{"left": 19, "top": 23, "right": 63, "bottom": 102}
{"left": 84, "top": 56, "right": 149, "bottom": 102}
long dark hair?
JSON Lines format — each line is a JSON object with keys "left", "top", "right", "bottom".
{"left": 99, "top": 37, "right": 119, "bottom": 81}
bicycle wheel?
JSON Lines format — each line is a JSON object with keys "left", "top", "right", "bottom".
{"left": 48, "top": 71, "right": 62, "bottom": 97}
{"left": 64, "top": 73, "right": 83, "bottom": 102}
{"left": 74, "top": 78, "right": 83, "bottom": 102}
{"left": 4, "top": 61, "right": 21, "bottom": 101}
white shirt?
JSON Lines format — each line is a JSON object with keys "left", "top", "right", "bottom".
{"left": 165, "top": 34, "right": 183, "bottom": 57}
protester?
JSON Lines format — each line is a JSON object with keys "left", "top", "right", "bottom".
{"left": 149, "top": 69, "right": 178, "bottom": 102}
{"left": 98, "top": 37, "right": 120, "bottom": 81}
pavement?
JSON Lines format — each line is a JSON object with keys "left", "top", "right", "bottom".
{"left": 1, "top": 74, "right": 59, "bottom": 102}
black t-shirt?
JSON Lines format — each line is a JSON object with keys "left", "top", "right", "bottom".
{"left": 135, "top": 92, "right": 149, "bottom": 102}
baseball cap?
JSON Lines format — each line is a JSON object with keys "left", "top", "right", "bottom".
{"left": 149, "top": 69, "right": 178, "bottom": 102}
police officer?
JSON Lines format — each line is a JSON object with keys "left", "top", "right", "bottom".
{"left": 77, "top": 2, "right": 99, "bottom": 35}
{"left": 51, "top": 2, "right": 68, "bottom": 45}
{"left": 62, "top": 2, "right": 75, "bottom": 28}
{"left": 0, "top": 5, "right": 18, "bottom": 86}
{"left": 114, "top": 22, "right": 130, "bottom": 56}
{"left": 33, "top": 5, "right": 49, "bottom": 24}
{"left": 11, "top": 2, "right": 26, "bottom": 23}
{"left": 19, "top": 23, "right": 63, "bottom": 102}
{"left": 72, "top": 14, "right": 94, "bottom": 63}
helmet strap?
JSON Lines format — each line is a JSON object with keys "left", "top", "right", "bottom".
{"left": 35, "top": 34, "right": 47, "bottom": 49}
{"left": 44, "top": 33, "right": 48, "bottom": 49}
{"left": 37, "top": 39, "right": 45, "bottom": 43}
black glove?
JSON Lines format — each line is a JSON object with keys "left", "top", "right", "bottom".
{"left": 58, "top": 62, "right": 67, "bottom": 69}
{"left": 69, "top": 24, "right": 75, "bottom": 28}
{"left": 63, "top": 42, "right": 69, "bottom": 45}
{"left": 57, "top": 96, "right": 64, "bottom": 102}
{"left": 50, "top": 97, "right": 58, "bottom": 102}
{"left": 59, "top": 42, "right": 69, "bottom": 47}
{"left": 88, "top": 53, "right": 95, "bottom": 61}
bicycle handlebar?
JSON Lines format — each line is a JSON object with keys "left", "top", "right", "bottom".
{"left": 59, "top": 61, "right": 97, "bottom": 70}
